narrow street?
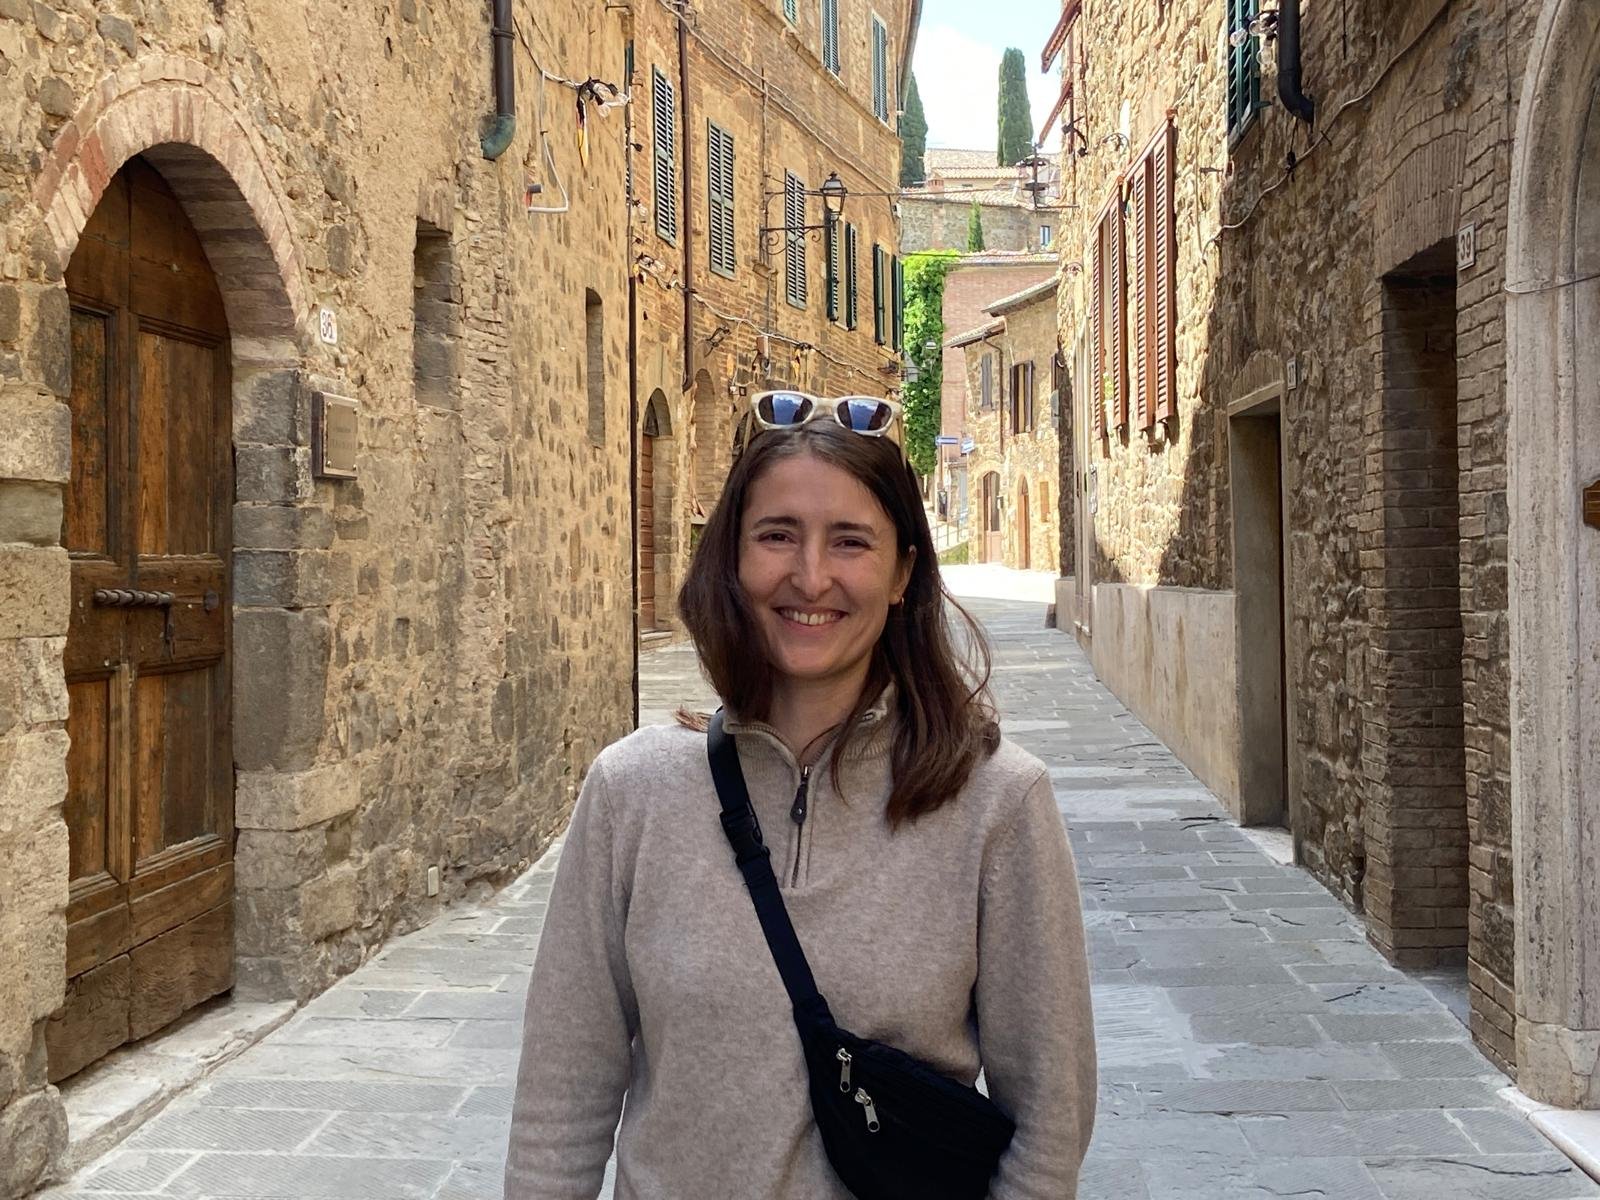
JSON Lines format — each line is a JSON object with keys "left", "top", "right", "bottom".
{"left": 40, "top": 571, "right": 1596, "bottom": 1200}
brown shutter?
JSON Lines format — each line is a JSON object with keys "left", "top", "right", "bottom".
{"left": 1108, "top": 188, "right": 1127, "bottom": 432}
{"left": 1090, "top": 217, "right": 1104, "bottom": 444}
{"left": 1154, "top": 121, "right": 1177, "bottom": 424}
{"left": 1131, "top": 162, "right": 1150, "bottom": 431}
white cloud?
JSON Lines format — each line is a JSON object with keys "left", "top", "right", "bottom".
{"left": 913, "top": 24, "right": 1062, "bottom": 153}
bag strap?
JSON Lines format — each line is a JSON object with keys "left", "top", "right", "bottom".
{"left": 708, "top": 710, "right": 825, "bottom": 1013}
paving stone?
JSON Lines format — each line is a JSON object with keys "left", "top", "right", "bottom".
{"left": 1137, "top": 1079, "right": 1343, "bottom": 1114}
{"left": 1380, "top": 1039, "right": 1501, "bottom": 1079}
{"left": 1451, "top": 1108, "right": 1560, "bottom": 1154}
{"left": 125, "top": 1105, "right": 328, "bottom": 1151}
{"left": 1315, "top": 1013, "right": 1470, "bottom": 1042}
{"left": 1193, "top": 1043, "right": 1400, "bottom": 1080}
{"left": 302, "top": 1111, "right": 508, "bottom": 1160}
{"left": 1187, "top": 1012, "right": 1325, "bottom": 1047}
{"left": 1238, "top": 1109, "right": 1477, "bottom": 1156}
{"left": 1088, "top": 1113, "right": 1253, "bottom": 1160}
{"left": 1141, "top": 1156, "right": 1385, "bottom": 1200}
{"left": 1335, "top": 1079, "right": 1509, "bottom": 1110}
{"left": 1363, "top": 1154, "right": 1600, "bottom": 1199}
{"left": 72, "top": 1151, "right": 193, "bottom": 1193}
{"left": 196, "top": 1079, "right": 468, "bottom": 1113}
{"left": 162, "top": 1153, "right": 451, "bottom": 1197}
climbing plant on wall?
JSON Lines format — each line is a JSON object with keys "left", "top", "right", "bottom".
{"left": 901, "top": 250, "right": 960, "bottom": 478}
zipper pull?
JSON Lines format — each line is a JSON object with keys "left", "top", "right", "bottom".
{"left": 790, "top": 765, "right": 812, "bottom": 825}
{"left": 836, "top": 1047, "right": 852, "bottom": 1093}
{"left": 854, "top": 1088, "right": 880, "bottom": 1133}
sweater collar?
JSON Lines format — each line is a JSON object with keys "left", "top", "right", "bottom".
{"left": 723, "top": 683, "right": 896, "bottom": 764}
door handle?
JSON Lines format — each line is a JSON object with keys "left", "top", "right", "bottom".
{"left": 93, "top": 589, "right": 175, "bottom": 608}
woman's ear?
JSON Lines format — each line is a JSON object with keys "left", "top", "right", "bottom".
{"left": 894, "top": 545, "right": 917, "bottom": 603}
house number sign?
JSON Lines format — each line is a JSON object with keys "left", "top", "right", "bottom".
{"left": 312, "top": 391, "right": 359, "bottom": 480}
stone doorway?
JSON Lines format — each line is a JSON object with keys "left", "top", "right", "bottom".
{"left": 1229, "top": 400, "right": 1289, "bottom": 831}
{"left": 981, "top": 471, "right": 1002, "bottom": 562}
{"left": 1362, "top": 240, "right": 1468, "bottom": 969}
{"left": 639, "top": 390, "right": 674, "bottom": 634}
{"left": 49, "top": 156, "right": 238, "bottom": 1083}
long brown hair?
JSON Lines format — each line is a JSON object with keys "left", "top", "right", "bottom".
{"left": 677, "top": 418, "right": 999, "bottom": 826}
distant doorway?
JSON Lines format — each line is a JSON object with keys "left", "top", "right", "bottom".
{"left": 1017, "top": 478, "right": 1031, "bottom": 569}
{"left": 1229, "top": 400, "right": 1289, "bottom": 830}
{"left": 981, "top": 471, "right": 1002, "bottom": 562}
{"left": 638, "top": 390, "right": 672, "bottom": 634}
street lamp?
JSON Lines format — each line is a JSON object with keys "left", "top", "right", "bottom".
{"left": 759, "top": 171, "right": 850, "bottom": 250}
{"left": 819, "top": 172, "right": 847, "bottom": 219}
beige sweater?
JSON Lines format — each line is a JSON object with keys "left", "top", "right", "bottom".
{"left": 504, "top": 705, "right": 1096, "bottom": 1199}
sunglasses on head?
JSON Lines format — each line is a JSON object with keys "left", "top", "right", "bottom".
{"left": 750, "top": 390, "right": 903, "bottom": 436}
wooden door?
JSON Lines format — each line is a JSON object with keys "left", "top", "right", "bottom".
{"left": 50, "top": 157, "right": 234, "bottom": 1082}
{"left": 638, "top": 430, "right": 657, "bottom": 631}
{"left": 1017, "top": 480, "right": 1031, "bottom": 569}
{"left": 982, "top": 472, "right": 1002, "bottom": 562}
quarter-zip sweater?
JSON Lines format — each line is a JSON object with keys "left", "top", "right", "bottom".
{"left": 504, "top": 704, "right": 1097, "bottom": 1199}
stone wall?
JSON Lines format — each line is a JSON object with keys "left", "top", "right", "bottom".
{"left": 1054, "top": 0, "right": 1539, "bottom": 1072}
{"left": 630, "top": 0, "right": 914, "bottom": 637}
{"left": 900, "top": 196, "right": 1046, "bottom": 254}
{"left": 0, "top": 1, "right": 636, "bottom": 1188}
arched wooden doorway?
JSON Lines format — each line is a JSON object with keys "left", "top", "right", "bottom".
{"left": 50, "top": 157, "right": 235, "bottom": 1080}
{"left": 981, "top": 471, "right": 1002, "bottom": 562}
{"left": 1017, "top": 478, "right": 1031, "bottom": 569}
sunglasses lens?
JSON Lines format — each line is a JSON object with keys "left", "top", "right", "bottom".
{"left": 756, "top": 392, "right": 814, "bottom": 426}
{"left": 836, "top": 398, "right": 894, "bottom": 433}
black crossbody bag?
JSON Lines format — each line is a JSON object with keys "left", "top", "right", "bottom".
{"left": 708, "top": 711, "right": 1015, "bottom": 1200}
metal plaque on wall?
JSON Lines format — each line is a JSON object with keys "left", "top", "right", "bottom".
{"left": 313, "top": 392, "right": 359, "bottom": 480}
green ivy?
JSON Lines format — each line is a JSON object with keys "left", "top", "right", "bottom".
{"left": 901, "top": 250, "right": 960, "bottom": 478}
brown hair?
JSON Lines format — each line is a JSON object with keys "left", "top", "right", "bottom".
{"left": 677, "top": 418, "right": 999, "bottom": 826}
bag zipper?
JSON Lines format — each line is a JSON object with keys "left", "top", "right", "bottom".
{"left": 836, "top": 1047, "right": 852, "bottom": 1093}
{"left": 854, "top": 1087, "right": 881, "bottom": 1133}
{"left": 788, "top": 765, "right": 812, "bottom": 886}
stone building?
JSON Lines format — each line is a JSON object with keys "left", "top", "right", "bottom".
{"left": 0, "top": 1, "right": 641, "bottom": 1189}
{"left": 900, "top": 147, "right": 1060, "bottom": 254}
{"left": 1043, "top": 0, "right": 1600, "bottom": 1103}
{"left": 628, "top": 0, "right": 919, "bottom": 639}
{"left": 950, "top": 277, "right": 1061, "bottom": 569}
{"left": 932, "top": 252, "right": 1053, "bottom": 546}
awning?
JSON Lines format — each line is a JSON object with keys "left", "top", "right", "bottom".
{"left": 1040, "top": 0, "right": 1082, "bottom": 72}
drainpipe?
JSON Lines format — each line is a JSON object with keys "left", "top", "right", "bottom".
{"left": 1276, "top": 0, "right": 1315, "bottom": 124}
{"left": 481, "top": 0, "right": 516, "bottom": 159}
{"left": 678, "top": 13, "right": 695, "bottom": 390}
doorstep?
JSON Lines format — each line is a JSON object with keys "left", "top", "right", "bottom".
{"left": 1501, "top": 1088, "right": 1600, "bottom": 1186}
{"left": 48, "top": 995, "right": 294, "bottom": 1182}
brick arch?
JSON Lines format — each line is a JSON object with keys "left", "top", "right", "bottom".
{"left": 33, "top": 58, "right": 308, "bottom": 351}
{"left": 1506, "top": 0, "right": 1600, "bottom": 1107}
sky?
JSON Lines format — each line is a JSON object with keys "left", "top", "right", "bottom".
{"left": 911, "top": 0, "right": 1064, "bottom": 153}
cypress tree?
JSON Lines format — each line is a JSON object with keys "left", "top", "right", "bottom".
{"left": 966, "top": 202, "right": 986, "bottom": 251}
{"left": 997, "top": 48, "right": 1033, "bottom": 168}
{"left": 900, "top": 73, "right": 928, "bottom": 186}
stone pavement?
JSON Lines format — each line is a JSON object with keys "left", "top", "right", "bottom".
{"left": 39, "top": 571, "right": 1599, "bottom": 1199}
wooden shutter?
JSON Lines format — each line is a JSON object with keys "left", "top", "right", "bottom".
{"left": 707, "top": 123, "right": 735, "bottom": 278}
{"left": 822, "top": 0, "right": 840, "bottom": 74}
{"left": 845, "top": 223, "right": 858, "bottom": 329}
{"left": 873, "top": 245, "right": 885, "bottom": 344}
{"left": 826, "top": 218, "right": 841, "bottom": 321}
{"left": 872, "top": 19, "right": 889, "bottom": 121}
{"left": 1108, "top": 189, "right": 1127, "bottom": 431}
{"left": 1155, "top": 122, "right": 1177, "bottom": 423}
{"left": 652, "top": 69, "right": 677, "bottom": 243}
{"left": 891, "top": 256, "right": 904, "bottom": 350}
{"left": 1131, "top": 161, "right": 1151, "bottom": 430}
{"left": 1090, "top": 217, "right": 1104, "bottom": 444}
{"left": 785, "top": 172, "right": 807, "bottom": 307}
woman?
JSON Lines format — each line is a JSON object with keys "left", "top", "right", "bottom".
{"left": 505, "top": 393, "right": 1096, "bottom": 1198}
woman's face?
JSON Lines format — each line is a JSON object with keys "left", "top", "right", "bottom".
{"left": 738, "top": 452, "right": 914, "bottom": 693}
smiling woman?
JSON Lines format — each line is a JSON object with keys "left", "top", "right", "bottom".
{"left": 505, "top": 405, "right": 1098, "bottom": 1199}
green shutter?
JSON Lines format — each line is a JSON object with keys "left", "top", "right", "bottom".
{"left": 872, "top": 246, "right": 885, "bottom": 345}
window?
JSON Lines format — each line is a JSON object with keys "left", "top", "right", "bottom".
{"left": 707, "top": 121, "right": 735, "bottom": 278}
{"left": 652, "top": 68, "right": 678, "bottom": 243}
{"left": 1010, "top": 361, "right": 1036, "bottom": 434}
{"left": 412, "top": 220, "right": 460, "bottom": 409}
{"left": 785, "top": 171, "right": 808, "bottom": 308}
{"left": 980, "top": 353, "right": 994, "bottom": 409}
{"left": 844, "top": 223, "right": 859, "bottom": 330}
{"left": 822, "top": 0, "right": 841, "bottom": 75}
{"left": 1089, "top": 188, "right": 1126, "bottom": 443}
{"left": 1040, "top": 478, "right": 1050, "bottom": 517}
{"left": 585, "top": 290, "right": 605, "bottom": 445}
{"left": 1227, "top": 0, "right": 1261, "bottom": 140}
{"left": 1129, "top": 122, "right": 1177, "bottom": 428}
{"left": 872, "top": 244, "right": 886, "bottom": 344}
{"left": 871, "top": 16, "right": 891, "bottom": 123}
{"left": 826, "top": 217, "right": 842, "bottom": 322}
{"left": 1039, "top": 225, "right": 1054, "bottom": 249}
{"left": 783, "top": 0, "right": 796, "bottom": 22}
